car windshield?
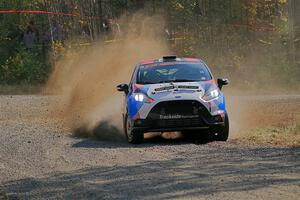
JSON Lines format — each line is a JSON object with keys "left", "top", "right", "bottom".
{"left": 136, "top": 63, "right": 212, "bottom": 84}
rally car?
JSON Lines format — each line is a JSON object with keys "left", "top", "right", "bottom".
{"left": 117, "top": 56, "right": 229, "bottom": 144}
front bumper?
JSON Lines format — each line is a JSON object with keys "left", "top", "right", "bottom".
{"left": 129, "top": 99, "right": 226, "bottom": 133}
{"left": 132, "top": 115, "right": 225, "bottom": 132}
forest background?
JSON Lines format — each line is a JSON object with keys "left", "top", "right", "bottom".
{"left": 0, "top": 0, "right": 299, "bottom": 93}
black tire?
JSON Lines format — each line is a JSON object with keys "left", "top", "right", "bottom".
{"left": 124, "top": 114, "right": 144, "bottom": 144}
{"left": 214, "top": 113, "right": 229, "bottom": 141}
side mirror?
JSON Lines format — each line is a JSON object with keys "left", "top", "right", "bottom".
{"left": 117, "top": 84, "right": 129, "bottom": 94}
{"left": 217, "top": 78, "right": 229, "bottom": 90}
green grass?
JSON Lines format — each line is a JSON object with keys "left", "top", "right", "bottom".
{"left": 240, "top": 123, "right": 300, "bottom": 147}
{"left": 0, "top": 84, "right": 43, "bottom": 95}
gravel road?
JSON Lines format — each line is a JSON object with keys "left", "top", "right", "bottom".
{"left": 0, "top": 95, "right": 299, "bottom": 199}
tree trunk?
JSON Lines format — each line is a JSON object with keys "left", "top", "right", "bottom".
{"left": 288, "top": 0, "right": 300, "bottom": 66}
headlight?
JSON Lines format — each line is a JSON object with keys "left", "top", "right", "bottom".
{"left": 134, "top": 93, "right": 145, "bottom": 102}
{"left": 133, "top": 93, "right": 154, "bottom": 103}
{"left": 210, "top": 89, "right": 219, "bottom": 97}
{"left": 201, "top": 88, "right": 220, "bottom": 102}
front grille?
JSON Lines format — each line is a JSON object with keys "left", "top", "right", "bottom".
{"left": 146, "top": 100, "right": 213, "bottom": 128}
{"left": 147, "top": 100, "right": 209, "bottom": 120}
{"left": 155, "top": 118, "right": 204, "bottom": 128}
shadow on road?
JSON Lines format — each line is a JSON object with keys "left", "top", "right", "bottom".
{"left": 73, "top": 120, "right": 126, "bottom": 143}
{"left": 71, "top": 136, "right": 193, "bottom": 149}
{"left": 1, "top": 147, "right": 299, "bottom": 199}
{"left": 72, "top": 120, "right": 213, "bottom": 148}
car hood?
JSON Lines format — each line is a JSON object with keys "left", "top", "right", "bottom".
{"left": 132, "top": 81, "right": 216, "bottom": 101}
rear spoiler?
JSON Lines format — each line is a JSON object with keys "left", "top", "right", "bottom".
{"left": 162, "top": 55, "right": 177, "bottom": 61}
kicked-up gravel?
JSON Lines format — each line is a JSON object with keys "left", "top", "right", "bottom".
{"left": 0, "top": 95, "right": 299, "bottom": 200}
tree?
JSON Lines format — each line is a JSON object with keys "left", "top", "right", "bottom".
{"left": 288, "top": 0, "right": 300, "bottom": 67}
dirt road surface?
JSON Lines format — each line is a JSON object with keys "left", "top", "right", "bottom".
{"left": 0, "top": 95, "right": 299, "bottom": 199}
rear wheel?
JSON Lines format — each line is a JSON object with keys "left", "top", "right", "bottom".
{"left": 214, "top": 113, "right": 229, "bottom": 141}
{"left": 124, "top": 114, "right": 144, "bottom": 144}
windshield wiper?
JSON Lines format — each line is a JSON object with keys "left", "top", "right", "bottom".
{"left": 158, "top": 80, "right": 175, "bottom": 83}
{"left": 169, "top": 79, "right": 199, "bottom": 83}
{"left": 137, "top": 81, "right": 156, "bottom": 85}
{"left": 139, "top": 79, "right": 200, "bottom": 84}
{"left": 157, "top": 79, "right": 199, "bottom": 84}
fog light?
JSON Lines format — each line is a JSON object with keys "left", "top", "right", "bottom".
{"left": 213, "top": 115, "right": 223, "bottom": 122}
{"left": 134, "top": 120, "right": 143, "bottom": 126}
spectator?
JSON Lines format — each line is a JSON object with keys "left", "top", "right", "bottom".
{"left": 52, "top": 20, "right": 64, "bottom": 41}
{"left": 29, "top": 20, "right": 39, "bottom": 41}
{"left": 23, "top": 25, "right": 37, "bottom": 50}
{"left": 44, "top": 20, "right": 64, "bottom": 44}
{"left": 102, "top": 18, "right": 111, "bottom": 35}
{"left": 111, "top": 18, "right": 122, "bottom": 39}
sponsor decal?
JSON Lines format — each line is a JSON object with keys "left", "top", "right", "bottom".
{"left": 173, "top": 90, "right": 196, "bottom": 94}
{"left": 155, "top": 86, "right": 175, "bottom": 91}
{"left": 154, "top": 85, "right": 199, "bottom": 92}
{"left": 159, "top": 114, "right": 199, "bottom": 119}
{"left": 178, "top": 85, "right": 199, "bottom": 89}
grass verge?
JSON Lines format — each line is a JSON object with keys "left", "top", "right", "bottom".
{"left": 0, "top": 84, "right": 43, "bottom": 95}
{"left": 236, "top": 123, "right": 300, "bottom": 147}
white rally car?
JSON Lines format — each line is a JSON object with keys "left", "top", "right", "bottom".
{"left": 117, "top": 56, "right": 229, "bottom": 144}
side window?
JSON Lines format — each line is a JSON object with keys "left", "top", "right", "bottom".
{"left": 203, "top": 63, "right": 213, "bottom": 80}
{"left": 128, "top": 65, "right": 138, "bottom": 92}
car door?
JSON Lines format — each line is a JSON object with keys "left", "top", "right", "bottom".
{"left": 123, "top": 65, "right": 139, "bottom": 119}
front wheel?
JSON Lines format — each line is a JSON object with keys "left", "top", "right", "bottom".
{"left": 214, "top": 113, "right": 229, "bottom": 141}
{"left": 124, "top": 114, "right": 144, "bottom": 144}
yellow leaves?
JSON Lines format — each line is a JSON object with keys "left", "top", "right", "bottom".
{"left": 258, "top": 39, "right": 272, "bottom": 45}
{"left": 174, "top": 2, "right": 185, "bottom": 10}
{"left": 246, "top": 1, "right": 258, "bottom": 27}
{"left": 52, "top": 41, "right": 66, "bottom": 60}
{"left": 278, "top": 0, "right": 287, "bottom": 4}
{"left": 244, "top": 0, "right": 287, "bottom": 28}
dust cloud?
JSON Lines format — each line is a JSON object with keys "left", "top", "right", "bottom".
{"left": 45, "top": 13, "right": 170, "bottom": 140}
{"left": 44, "top": 13, "right": 298, "bottom": 143}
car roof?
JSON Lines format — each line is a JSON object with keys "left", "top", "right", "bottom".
{"left": 139, "top": 56, "right": 202, "bottom": 66}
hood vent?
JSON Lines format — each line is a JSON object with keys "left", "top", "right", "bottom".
{"left": 178, "top": 85, "right": 199, "bottom": 89}
{"left": 155, "top": 85, "right": 175, "bottom": 91}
